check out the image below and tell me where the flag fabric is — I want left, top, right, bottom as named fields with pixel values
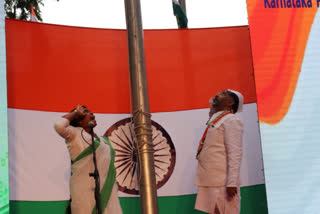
left=30, top=5, right=38, bottom=22
left=172, top=0, right=188, bottom=29
left=6, top=19, right=267, bottom=214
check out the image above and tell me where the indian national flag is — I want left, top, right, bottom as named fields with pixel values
left=172, top=0, right=188, bottom=28
left=6, top=19, right=267, bottom=214
left=30, top=5, right=39, bottom=22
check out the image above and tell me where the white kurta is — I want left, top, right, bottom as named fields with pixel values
left=194, top=111, right=243, bottom=214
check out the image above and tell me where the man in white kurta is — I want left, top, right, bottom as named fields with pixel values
left=194, top=90, right=244, bottom=214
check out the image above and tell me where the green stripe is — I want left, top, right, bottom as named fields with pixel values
left=119, top=184, right=268, bottom=214
left=72, top=137, right=100, bottom=164
left=240, top=184, right=269, bottom=214
left=9, top=184, right=268, bottom=214
left=92, top=136, right=116, bottom=214
left=9, top=201, right=69, bottom=214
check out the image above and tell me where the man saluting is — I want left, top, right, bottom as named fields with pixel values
left=194, top=89, right=244, bottom=214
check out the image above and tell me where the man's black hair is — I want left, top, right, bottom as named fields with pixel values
left=69, top=105, right=87, bottom=127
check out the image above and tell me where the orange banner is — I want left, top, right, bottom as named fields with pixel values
left=6, top=19, right=256, bottom=113
left=247, top=0, right=317, bottom=124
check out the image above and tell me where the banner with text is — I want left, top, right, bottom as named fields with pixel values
left=247, top=1, right=320, bottom=213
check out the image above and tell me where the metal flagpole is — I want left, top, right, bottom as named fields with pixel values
left=124, top=1, right=159, bottom=214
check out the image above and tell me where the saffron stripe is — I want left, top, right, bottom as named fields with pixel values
left=6, top=19, right=256, bottom=113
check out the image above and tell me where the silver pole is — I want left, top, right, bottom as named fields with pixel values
left=124, top=0, right=158, bottom=214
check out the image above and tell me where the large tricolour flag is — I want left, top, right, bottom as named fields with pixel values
left=6, top=19, right=267, bottom=213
